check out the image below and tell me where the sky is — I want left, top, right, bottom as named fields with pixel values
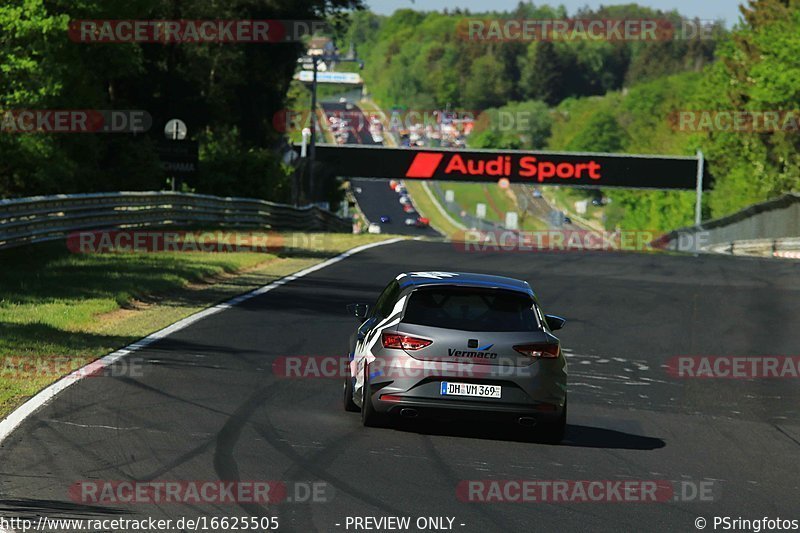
left=365, top=0, right=743, bottom=28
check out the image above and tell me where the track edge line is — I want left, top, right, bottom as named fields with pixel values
left=0, top=236, right=406, bottom=445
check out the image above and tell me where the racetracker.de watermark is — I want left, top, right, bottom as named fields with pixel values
left=453, top=230, right=708, bottom=253
left=67, top=230, right=329, bottom=254
left=457, top=479, right=717, bottom=503
left=275, top=108, right=478, bottom=133
left=69, top=19, right=327, bottom=43
left=670, top=110, right=800, bottom=133
left=1, top=110, right=151, bottom=133
left=70, top=480, right=332, bottom=504
left=458, top=18, right=722, bottom=42
left=0, top=356, right=144, bottom=380
left=272, top=355, right=552, bottom=380
left=666, top=356, right=800, bottom=379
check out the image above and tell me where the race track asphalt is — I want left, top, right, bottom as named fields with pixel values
left=1, top=240, right=799, bottom=532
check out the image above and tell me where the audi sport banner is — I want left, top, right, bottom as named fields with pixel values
left=307, top=145, right=708, bottom=190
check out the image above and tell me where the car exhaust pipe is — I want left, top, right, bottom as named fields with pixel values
left=400, top=408, right=419, bottom=418
left=517, top=417, right=537, bottom=427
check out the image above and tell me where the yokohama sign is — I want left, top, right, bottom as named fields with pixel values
left=310, top=145, right=708, bottom=190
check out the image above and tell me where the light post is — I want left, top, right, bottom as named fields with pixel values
left=297, top=53, right=364, bottom=204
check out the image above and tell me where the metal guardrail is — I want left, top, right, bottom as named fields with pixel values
left=662, top=193, right=800, bottom=254
left=704, top=237, right=800, bottom=259
left=0, top=191, right=352, bottom=250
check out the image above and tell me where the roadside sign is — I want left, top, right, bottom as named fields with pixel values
left=164, top=119, right=187, bottom=140
left=308, top=145, right=710, bottom=191
left=156, top=140, right=198, bottom=176
left=294, top=71, right=363, bottom=85
left=505, top=212, right=519, bottom=230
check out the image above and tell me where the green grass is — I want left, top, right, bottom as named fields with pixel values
left=403, top=181, right=463, bottom=238
left=0, top=231, right=393, bottom=416
left=439, top=182, right=548, bottom=231
left=543, top=187, right=606, bottom=230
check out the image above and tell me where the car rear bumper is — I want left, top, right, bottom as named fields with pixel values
left=373, top=396, right=565, bottom=423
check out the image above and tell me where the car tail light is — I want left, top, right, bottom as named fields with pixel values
left=380, top=394, right=404, bottom=402
left=382, top=332, right=432, bottom=351
left=513, top=343, right=560, bottom=359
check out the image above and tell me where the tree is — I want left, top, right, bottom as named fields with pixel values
left=469, top=100, right=552, bottom=150
left=463, top=53, right=512, bottom=110
left=699, top=0, right=800, bottom=217
left=566, top=110, right=628, bottom=152
left=0, top=0, right=362, bottom=199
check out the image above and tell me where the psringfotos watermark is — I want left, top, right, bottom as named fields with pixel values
left=457, top=479, right=718, bottom=503
left=66, top=230, right=331, bottom=254
left=68, top=19, right=327, bottom=43
left=1, top=109, right=151, bottom=133
left=666, top=356, right=800, bottom=379
left=458, top=18, right=722, bottom=42
left=701, top=517, right=799, bottom=532
left=70, top=480, right=333, bottom=504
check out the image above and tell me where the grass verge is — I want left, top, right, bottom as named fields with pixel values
left=403, top=181, right=464, bottom=238
left=0, top=231, right=394, bottom=417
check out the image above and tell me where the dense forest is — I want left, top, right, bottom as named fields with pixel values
left=0, top=0, right=361, bottom=200
left=2, top=0, right=799, bottom=233
left=341, top=0, right=800, bottom=230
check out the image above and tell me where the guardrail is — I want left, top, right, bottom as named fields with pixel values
left=662, top=193, right=800, bottom=254
left=0, top=191, right=352, bottom=250
left=704, top=237, right=800, bottom=259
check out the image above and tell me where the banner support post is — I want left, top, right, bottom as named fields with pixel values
left=695, top=149, right=704, bottom=226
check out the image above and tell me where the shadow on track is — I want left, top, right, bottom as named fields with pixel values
left=383, top=419, right=666, bottom=450
left=0, top=498, right=129, bottom=519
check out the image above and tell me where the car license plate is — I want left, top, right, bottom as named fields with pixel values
left=440, top=382, right=501, bottom=399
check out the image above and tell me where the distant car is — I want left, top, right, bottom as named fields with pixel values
left=563, top=216, right=572, bottom=224
left=389, top=180, right=398, bottom=190
left=380, top=216, right=391, bottom=223
left=415, top=217, right=430, bottom=228
left=403, top=204, right=416, bottom=213
left=399, top=196, right=411, bottom=205
left=367, top=223, right=382, bottom=234
left=532, top=189, right=543, bottom=199
left=404, top=218, right=416, bottom=226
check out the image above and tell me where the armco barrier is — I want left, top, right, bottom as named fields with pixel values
left=0, top=191, right=351, bottom=250
left=704, top=237, right=800, bottom=258
left=662, top=193, right=800, bottom=255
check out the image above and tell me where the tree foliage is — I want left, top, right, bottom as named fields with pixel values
left=0, top=0, right=361, bottom=199
left=345, top=3, right=722, bottom=110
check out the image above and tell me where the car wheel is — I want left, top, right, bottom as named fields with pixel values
left=343, top=373, right=359, bottom=412
left=537, top=396, right=567, bottom=444
left=361, top=365, right=386, bottom=427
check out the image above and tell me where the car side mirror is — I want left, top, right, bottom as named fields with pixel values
left=346, top=303, right=369, bottom=320
left=545, top=314, right=566, bottom=331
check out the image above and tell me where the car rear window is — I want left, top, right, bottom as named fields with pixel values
left=402, top=286, right=540, bottom=332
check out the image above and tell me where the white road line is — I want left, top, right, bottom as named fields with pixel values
left=420, top=181, right=468, bottom=231
left=0, top=237, right=405, bottom=445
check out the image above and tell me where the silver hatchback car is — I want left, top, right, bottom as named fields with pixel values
left=343, top=272, right=568, bottom=442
